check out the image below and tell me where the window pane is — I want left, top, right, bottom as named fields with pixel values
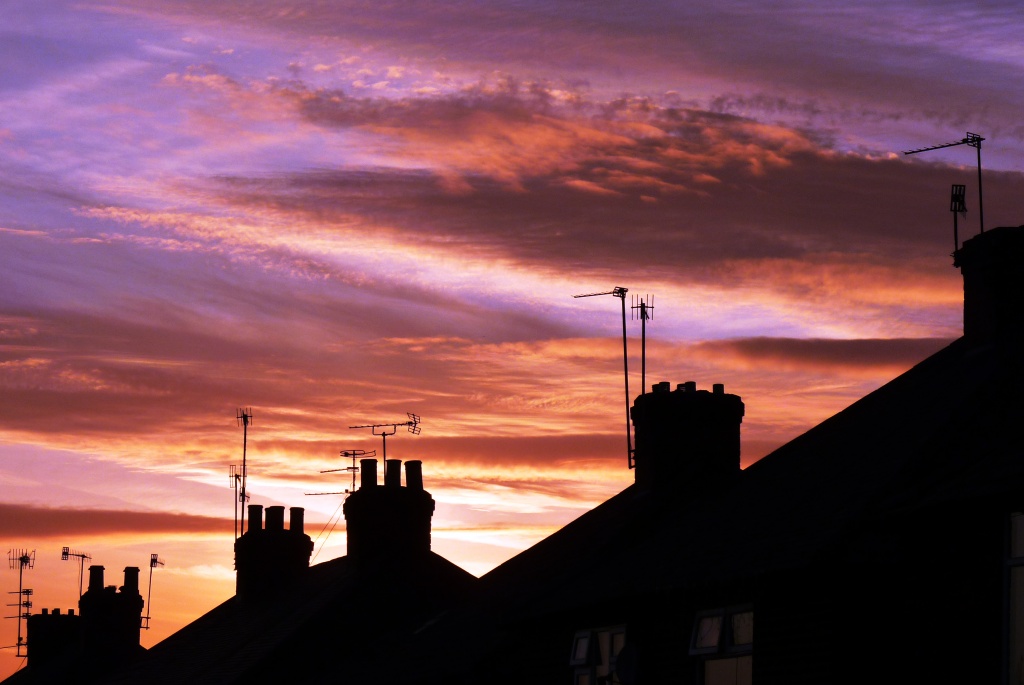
left=573, top=634, right=590, bottom=662
left=695, top=616, right=723, bottom=649
left=705, top=656, right=752, bottom=685
left=1013, top=512, right=1024, bottom=559
left=1012, top=567, right=1024, bottom=684
left=731, top=611, right=754, bottom=646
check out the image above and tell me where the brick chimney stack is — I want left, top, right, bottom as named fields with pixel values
left=630, top=381, right=745, bottom=494
left=343, top=459, right=435, bottom=560
left=234, top=505, right=314, bottom=603
left=955, top=225, right=1024, bottom=345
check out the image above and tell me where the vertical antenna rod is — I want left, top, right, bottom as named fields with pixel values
left=632, top=295, right=654, bottom=400
left=236, top=408, right=253, bottom=538
left=904, top=132, right=985, bottom=233
left=142, top=553, right=164, bottom=629
left=574, top=287, right=633, bottom=467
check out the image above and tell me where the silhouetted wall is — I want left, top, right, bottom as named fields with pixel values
left=26, top=608, right=79, bottom=669
left=630, top=381, right=745, bottom=492
left=234, top=505, right=314, bottom=602
left=344, top=459, right=435, bottom=559
left=956, top=225, right=1024, bottom=345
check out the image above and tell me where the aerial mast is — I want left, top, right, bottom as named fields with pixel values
left=574, top=287, right=633, bottom=467
left=7, top=549, right=35, bottom=658
left=904, top=132, right=985, bottom=233
left=232, top=408, right=253, bottom=539
left=60, top=546, right=91, bottom=599
left=142, top=553, right=165, bottom=630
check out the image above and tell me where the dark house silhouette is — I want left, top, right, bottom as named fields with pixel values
left=363, top=225, right=1024, bottom=684
left=4, top=459, right=475, bottom=684
left=6, top=224, right=1024, bottom=684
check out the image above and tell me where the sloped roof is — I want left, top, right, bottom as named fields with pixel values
left=102, top=551, right=476, bottom=685
left=373, top=330, right=1023, bottom=683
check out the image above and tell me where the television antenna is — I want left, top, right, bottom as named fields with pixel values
left=574, top=286, right=634, bottom=468
left=142, top=554, right=164, bottom=629
left=349, top=414, right=421, bottom=461
left=60, top=547, right=91, bottom=599
left=7, top=549, right=35, bottom=658
left=631, top=294, right=654, bottom=400
left=231, top=408, right=253, bottom=539
left=904, top=132, right=985, bottom=233
left=305, top=449, right=377, bottom=496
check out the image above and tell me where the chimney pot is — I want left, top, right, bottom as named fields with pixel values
left=684, top=380, right=697, bottom=392
left=713, top=383, right=725, bottom=394
left=654, top=381, right=671, bottom=393
left=406, top=460, right=424, bottom=490
left=290, top=507, right=305, bottom=535
left=248, top=504, right=264, bottom=533
left=385, top=459, right=402, bottom=488
left=88, top=565, right=105, bottom=592
left=122, top=567, right=140, bottom=595
left=360, top=459, right=377, bottom=488
left=265, top=505, right=285, bottom=531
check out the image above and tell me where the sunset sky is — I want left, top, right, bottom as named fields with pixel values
left=2, top=0, right=1023, bottom=674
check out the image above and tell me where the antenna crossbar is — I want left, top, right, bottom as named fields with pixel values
left=60, top=547, right=91, bottom=599
left=904, top=132, right=986, bottom=233
left=349, top=414, right=422, bottom=460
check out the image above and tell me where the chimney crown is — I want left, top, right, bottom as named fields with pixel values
left=631, top=381, right=745, bottom=493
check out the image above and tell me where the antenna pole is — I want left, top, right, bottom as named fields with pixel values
left=976, top=139, right=984, bottom=233
left=574, top=287, right=634, bottom=467
left=8, top=550, right=34, bottom=658
left=236, top=408, right=253, bottom=537
left=617, top=289, right=631, bottom=465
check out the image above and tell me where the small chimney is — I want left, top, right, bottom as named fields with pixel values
left=955, top=225, right=1024, bottom=345
left=631, top=381, right=745, bottom=494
